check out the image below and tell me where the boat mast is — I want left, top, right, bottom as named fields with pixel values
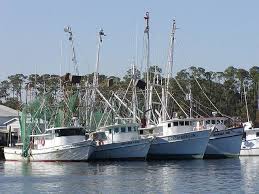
left=64, top=26, right=79, bottom=75
left=93, top=29, right=106, bottom=88
left=132, top=64, right=137, bottom=122
left=257, top=82, right=259, bottom=111
left=90, top=29, right=106, bottom=128
left=144, top=12, right=152, bottom=126
left=255, top=81, right=259, bottom=127
left=243, top=85, right=250, bottom=122
left=164, top=20, right=177, bottom=120
left=188, top=85, right=193, bottom=118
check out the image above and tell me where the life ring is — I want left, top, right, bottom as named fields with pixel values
left=40, top=138, right=45, bottom=146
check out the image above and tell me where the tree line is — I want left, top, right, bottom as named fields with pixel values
left=0, top=65, right=258, bottom=122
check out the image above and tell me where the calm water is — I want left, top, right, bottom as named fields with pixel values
left=0, top=158, right=258, bottom=193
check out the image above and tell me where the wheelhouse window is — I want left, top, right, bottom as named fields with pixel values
left=212, top=120, right=216, bottom=124
left=256, top=132, right=259, bottom=137
left=128, top=127, right=132, bottom=132
left=168, top=123, right=171, bottom=128
left=173, top=122, right=178, bottom=126
left=179, top=121, right=184, bottom=126
left=217, top=120, right=220, bottom=124
left=114, top=128, right=119, bottom=133
left=206, top=120, right=210, bottom=125
left=242, top=132, right=246, bottom=140
left=55, top=128, right=85, bottom=137
left=121, top=127, right=126, bottom=133
left=109, top=129, right=112, bottom=134
left=185, top=121, right=190, bottom=126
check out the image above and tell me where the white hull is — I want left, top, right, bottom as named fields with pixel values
left=148, top=130, right=210, bottom=159
left=4, top=140, right=95, bottom=161
left=240, top=139, right=259, bottom=156
left=90, top=138, right=151, bottom=160
left=204, top=127, right=243, bottom=158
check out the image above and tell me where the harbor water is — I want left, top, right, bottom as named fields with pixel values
left=0, top=157, right=258, bottom=193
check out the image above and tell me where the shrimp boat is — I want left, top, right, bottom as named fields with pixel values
left=240, top=84, right=259, bottom=156
left=140, top=118, right=210, bottom=159
left=89, top=122, right=152, bottom=160
left=240, top=122, right=259, bottom=156
left=4, top=127, right=96, bottom=161
left=136, top=17, right=210, bottom=159
left=202, top=117, right=244, bottom=158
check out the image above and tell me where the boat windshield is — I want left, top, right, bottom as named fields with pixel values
left=55, top=128, right=85, bottom=137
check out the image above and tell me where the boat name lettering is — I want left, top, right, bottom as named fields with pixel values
left=168, top=133, right=196, bottom=141
left=121, top=140, right=140, bottom=145
left=213, top=131, right=230, bottom=137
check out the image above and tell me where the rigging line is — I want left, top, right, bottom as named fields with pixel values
left=140, top=34, right=146, bottom=75
left=175, top=80, right=216, bottom=114
left=167, top=91, right=188, bottom=117
left=154, top=87, right=170, bottom=119
left=193, top=76, right=221, bottom=113
left=103, top=109, right=111, bottom=127
left=97, top=97, right=112, bottom=128
left=174, top=77, right=216, bottom=114
left=193, top=76, right=233, bottom=119
left=174, top=96, right=204, bottom=117
left=116, top=79, right=132, bottom=113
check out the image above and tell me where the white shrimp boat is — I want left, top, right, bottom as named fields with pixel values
left=240, top=85, right=259, bottom=156
left=240, top=122, right=259, bottom=156
left=89, top=123, right=152, bottom=160
left=140, top=118, right=210, bottom=159
left=202, top=117, right=244, bottom=158
left=4, top=127, right=96, bottom=161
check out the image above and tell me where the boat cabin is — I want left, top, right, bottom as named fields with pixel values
left=158, top=118, right=198, bottom=136
left=201, top=117, right=227, bottom=131
left=96, top=123, right=140, bottom=144
left=31, top=127, right=86, bottom=149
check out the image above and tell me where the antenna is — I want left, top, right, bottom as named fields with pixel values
left=64, top=26, right=79, bottom=75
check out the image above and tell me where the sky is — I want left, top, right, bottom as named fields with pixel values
left=0, top=0, right=259, bottom=80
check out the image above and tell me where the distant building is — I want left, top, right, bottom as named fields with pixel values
left=0, top=105, right=19, bottom=146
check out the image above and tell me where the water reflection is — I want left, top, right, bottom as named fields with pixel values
left=0, top=158, right=258, bottom=193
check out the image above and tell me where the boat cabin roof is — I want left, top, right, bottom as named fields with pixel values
left=99, top=123, right=139, bottom=131
left=161, top=118, right=197, bottom=124
left=45, top=126, right=84, bottom=132
left=200, top=117, right=227, bottom=121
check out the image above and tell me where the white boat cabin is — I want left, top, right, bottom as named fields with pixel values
left=92, top=123, right=140, bottom=144
left=242, top=122, right=259, bottom=140
left=158, top=118, right=200, bottom=136
left=201, top=117, right=227, bottom=131
left=30, top=127, right=86, bottom=149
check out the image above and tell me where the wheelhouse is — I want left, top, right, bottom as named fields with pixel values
left=98, top=123, right=140, bottom=143
left=45, top=127, right=85, bottom=137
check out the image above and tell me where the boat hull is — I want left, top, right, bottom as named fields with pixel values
left=90, top=138, right=152, bottom=160
left=240, top=138, right=259, bottom=156
left=148, top=130, right=210, bottom=159
left=4, top=140, right=96, bottom=162
left=204, top=127, right=243, bottom=159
